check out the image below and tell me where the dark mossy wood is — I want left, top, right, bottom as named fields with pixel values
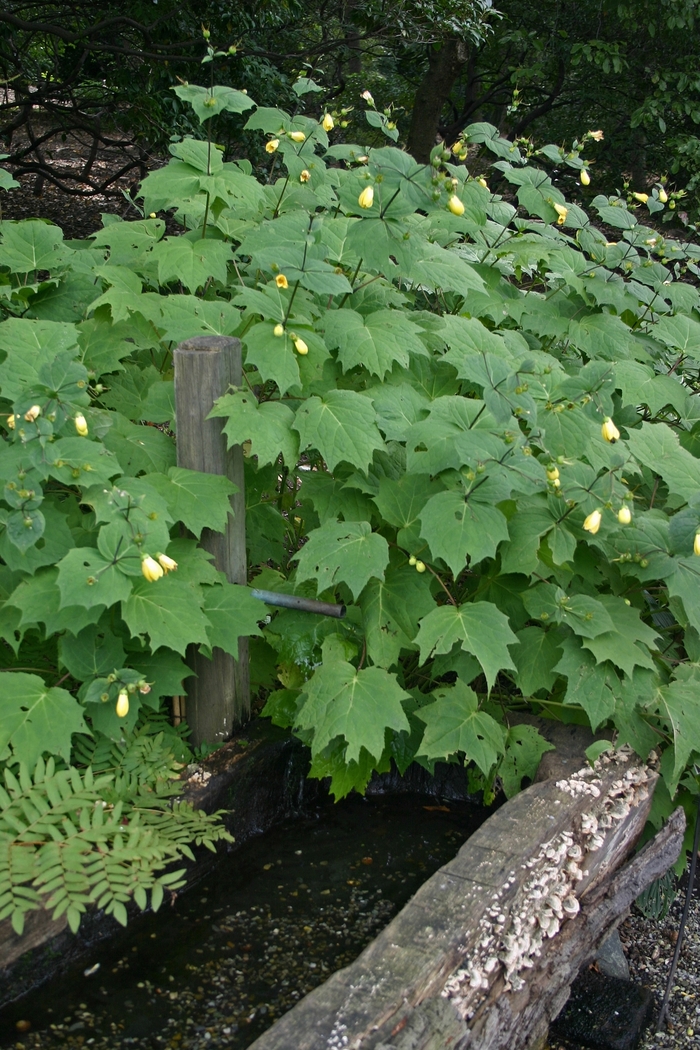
left=174, top=334, right=249, bottom=745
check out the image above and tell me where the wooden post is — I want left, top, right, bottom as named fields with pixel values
left=173, top=335, right=249, bottom=747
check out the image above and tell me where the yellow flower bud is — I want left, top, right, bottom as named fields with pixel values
left=141, top=555, right=164, bottom=582
left=322, top=113, right=334, bottom=132
left=266, top=139, right=279, bottom=154
left=294, top=337, right=309, bottom=355
left=157, top=553, right=178, bottom=573
left=24, top=405, right=41, bottom=422
left=632, top=192, right=648, bottom=204
left=448, top=195, right=465, bottom=216
left=583, top=509, right=602, bottom=535
left=275, top=274, right=289, bottom=289
left=273, top=323, right=285, bottom=337
left=695, top=532, right=700, bottom=557
left=289, top=131, right=306, bottom=143
left=415, top=560, right=426, bottom=573
left=601, top=417, right=620, bottom=443
left=149, top=212, right=157, bottom=219
left=408, top=555, right=417, bottom=566
left=617, top=506, right=632, bottom=525
left=116, top=690, right=129, bottom=719
left=358, top=186, right=374, bottom=209
left=478, top=177, right=488, bottom=189
left=588, top=130, right=604, bottom=141
left=6, top=414, right=15, bottom=430
left=580, top=169, right=590, bottom=186
left=658, top=187, right=668, bottom=204
left=299, top=169, right=311, bottom=182
left=546, top=466, right=560, bottom=481
left=74, top=413, right=88, bottom=436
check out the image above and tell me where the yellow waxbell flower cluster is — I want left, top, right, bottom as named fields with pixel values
left=293, top=336, right=308, bottom=355
left=289, top=131, right=306, bottom=143
left=658, top=186, right=668, bottom=204
left=74, top=413, right=88, bottom=436
left=618, top=506, right=632, bottom=525
left=273, top=323, right=285, bottom=337
left=632, top=192, right=648, bottom=204
left=448, top=195, right=465, bottom=216
left=116, top=689, right=129, bottom=718
left=299, top=170, right=311, bottom=183
left=580, top=169, right=590, bottom=187
left=322, top=113, right=334, bottom=132
left=265, top=139, right=279, bottom=154
left=553, top=203, right=568, bottom=226
left=275, top=274, right=289, bottom=289
left=141, top=553, right=178, bottom=582
left=24, top=405, right=41, bottom=422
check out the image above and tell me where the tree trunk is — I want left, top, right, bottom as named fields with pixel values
left=407, top=38, right=470, bottom=163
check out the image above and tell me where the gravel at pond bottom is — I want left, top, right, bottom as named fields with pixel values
left=551, top=890, right=700, bottom=1050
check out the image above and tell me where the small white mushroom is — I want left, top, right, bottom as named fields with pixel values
left=562, top=896, right=580, bottom=917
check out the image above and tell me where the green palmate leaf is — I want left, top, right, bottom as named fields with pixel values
left=0, top=673, right=88, bottom=766
left=308, top=739, right=389, bottom=801
left=121, top=575, right=212, bottom=655
left=156, top=295, right=241, bottom=344
left=293, top=390, right=385, bottom=472
left=359, top=557, right=435, bottom=668
left=512, top=626, right=563, bottom=696
left=46, top=437, right=121, bottom=489
left=293, top=520, right=389, bottom=600
left=172, top=84, right=255, bottom=121
left=0, top=220, right=65, bottom=272
left=654, top=669, right=700, bottom=793
left=59, top=623, right=126, bottom=679
left=553, top=635, right=620, bottom=730
left=208, top=391, right=299, bottom=467
left=409, top=244, right=485, bottom=297
left=300, top=472, right=375, bottom=524
left=102, top=413, right=176, bottom=475
left=0, top=318, right=79, bottom=400
left=323, top=309, right=426, bottom=379
left=56, top=548, right=133, bottom=610
left=242, top=321, right=301, bottom=397
left=498, top=724, right=556, bottom=798
left=419, top=492, right=509, bottom=575
left=373, top=472, right=437, bottom=531
left=152, top=238, right=231, bottom=293
left=626, top=422, right=700, bottom=502
left=499, top=499, right=556, bottom=575
left=127, top=649, right=189, bottom=702
left=202, top=582, right=265, bottom=659
left=579, top=596, right=659, bottom=677
left=415, top=679, right=506, bottom=775
left=142, top=467, right=235, bottom=538
left=7, top=567, right=104, bottom=636
left=405, top=397, right=503, bottom=476
left=295, top=643, right=410, bottom=762
left=415, top=601, right=518, bottom=691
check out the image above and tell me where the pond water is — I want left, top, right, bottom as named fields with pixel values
left=0, top=793, right=488, bottom=1050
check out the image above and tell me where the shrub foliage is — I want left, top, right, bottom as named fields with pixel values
left=2, top=77, right=700, bottom=927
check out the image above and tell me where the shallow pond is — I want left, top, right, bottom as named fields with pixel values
left=1, top=793, right=487, bottom=1050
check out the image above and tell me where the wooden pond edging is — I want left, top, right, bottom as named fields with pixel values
left=246, top=747, right=684, bottom=1050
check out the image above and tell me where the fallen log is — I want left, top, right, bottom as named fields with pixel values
left=247, top=748, right=684, bottom=1050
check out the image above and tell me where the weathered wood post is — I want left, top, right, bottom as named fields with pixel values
left=173, top=335, right=249, bottom=747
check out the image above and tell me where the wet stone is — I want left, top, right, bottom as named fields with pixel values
left=552, top=970, right=656, bottom=1050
